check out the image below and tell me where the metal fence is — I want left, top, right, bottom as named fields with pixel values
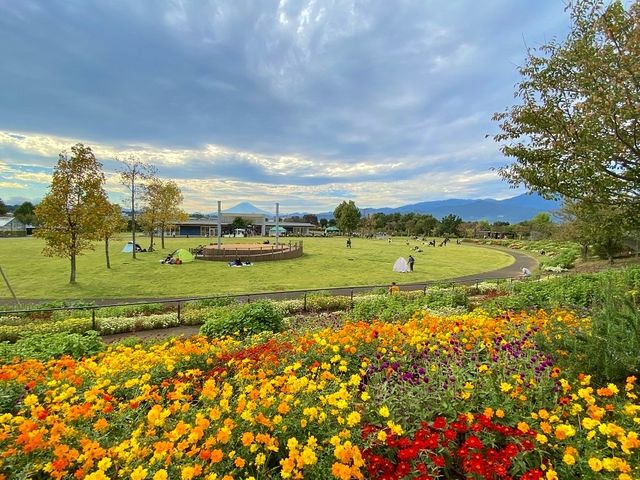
left=0, top=273, right=546, bottom=331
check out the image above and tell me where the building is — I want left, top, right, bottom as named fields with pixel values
left=168, top=202, right=315, bottom=237
left=0, top=216, right=26, bottom=236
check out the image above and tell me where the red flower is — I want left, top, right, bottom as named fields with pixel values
left=432, top=416, right=447, bottom=429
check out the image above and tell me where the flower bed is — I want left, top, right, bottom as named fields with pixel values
left=1, top=308, right=638, bottom=479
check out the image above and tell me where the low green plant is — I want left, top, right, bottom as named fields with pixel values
left=0, top=331, right=104, bottom=364
left=200, top=301, right=283, bottom=339
left=0, top=317, right=93, bottom=342
left=304, top=293, right=351, bottom=312
left=539, top=284, right=640, bottom=384
left=423, top=286, right=468, bottom=309
left=97, top=313, right=180, bottom=335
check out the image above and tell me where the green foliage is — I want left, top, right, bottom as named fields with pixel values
left=181, top=305, right=235, bottom=327
left=50, top=302, right=167, bottom=321
left=200, top=301, right=283, bottom=339
left=183, top=297, right=236, bottom=309
left=482, top=266, right=640, bottom=314
left=333, top=200, right=361, bottom=235
left=494, top=0, right=640, bottom=212
left=539, top=284, right=640, bottom=384
left=539, top=245, right=580, bottom=270
left=305, top=293, right=352, bottom=312
left=0, top=317, right=93, bottom=342
left=436, top=214, right=463, bottom=236
left=0, top=331, right=104, bottom=363
left=423, top=285, right=469, bottom=309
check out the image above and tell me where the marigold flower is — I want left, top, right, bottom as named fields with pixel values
left=588, top=458, right=603, bottom=472
left=378, top=406, right=390, bottom=418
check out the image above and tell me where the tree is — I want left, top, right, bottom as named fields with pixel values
left=0, top=198, right=7, bottom=216
left=436, top=214, right=463, bottom=236
left=96, top=203, right=126, bottom=269
left=319, top=218, right=328, bottom=228
left=138, top=198, right=161, bottom=252
left=559, top=198, right=628, bottom=263
left=303, top=214, right=318, bottom=225
left=118, top=156, right=156, bottom=259
left=333, top=201, right=361, bottom=236
left=141, top=178, right=187, bottom=249
left=494, top=0, right=640, bottom=215
left=529, top=213, right=556, bottom=240
left=232, top=216, right=248, bottom=231
left=34, top=144, right=110, bottom=283
left=13, top=201, right=36, bottom=226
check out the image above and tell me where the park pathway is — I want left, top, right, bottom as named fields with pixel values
left=101, top=245, right=537, bottom=343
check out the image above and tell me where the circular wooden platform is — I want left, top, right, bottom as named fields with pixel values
left=197, top=241, right=303, bottom=262
left=202, top=243, right=290, bottom=254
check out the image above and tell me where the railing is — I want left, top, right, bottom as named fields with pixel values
left=0, top=272, right=549, bottom=332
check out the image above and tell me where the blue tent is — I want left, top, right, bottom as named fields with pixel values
left=121, top=242, right=134, bottom=253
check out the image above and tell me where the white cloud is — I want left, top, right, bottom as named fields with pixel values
left=0, top=181, right=25, bottom=189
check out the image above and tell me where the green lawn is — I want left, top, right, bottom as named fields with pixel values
left=0, top=235, right=514, bottom=301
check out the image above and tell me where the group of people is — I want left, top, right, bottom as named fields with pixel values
left=160, top=254, right=182, bottom=265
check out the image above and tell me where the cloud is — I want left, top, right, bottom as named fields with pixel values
left=0, top=0, right=571, bottom=212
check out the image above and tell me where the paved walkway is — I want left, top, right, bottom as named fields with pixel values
left=100, top=246, right=537, bottom=343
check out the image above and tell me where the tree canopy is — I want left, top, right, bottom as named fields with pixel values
left=34, top=144, right=110, bottom=283
left=494, top=0, right=640, bottom=216
left=0, top=198, right=7, bottom=216
left=333, top=201, right=361, bottom=235
left=13, top=201, right=36, bottom=226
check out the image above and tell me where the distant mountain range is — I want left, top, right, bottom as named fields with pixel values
left=311, top=193, right=562, bottom=224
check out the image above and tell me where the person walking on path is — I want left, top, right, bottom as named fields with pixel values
left=408, top=255, right=415, bottom=272
left=346, top=238, right=352, bottom=248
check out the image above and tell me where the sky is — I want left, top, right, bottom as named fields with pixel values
left=0, top=0, right=571, bottom=214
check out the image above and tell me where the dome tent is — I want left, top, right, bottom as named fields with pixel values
left=170, top=248, right=194, bottom=263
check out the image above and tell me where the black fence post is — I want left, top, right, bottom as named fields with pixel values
left=423, top=284, right=427, bottom=295
left=92, top=309, right=96, bottom=330
left=177, top=302, right=181, bottom=323
left=303, top=292, right=307, bottom=312
left=350, top=289, right=354, bottom=310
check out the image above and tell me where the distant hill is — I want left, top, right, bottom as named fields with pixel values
left=315, top=193, right=561, bottom=223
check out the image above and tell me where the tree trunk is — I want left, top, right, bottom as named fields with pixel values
left=161, top=227, right=165, bottom=249
left=70, top=253, right=76, bottom=283
left=105, top=236, right=111, bottom=269
left=131, top=179, right=137, bottom=260
left=149, top=232, right=155, bottom=252
left=581, top=243, right=589, bottom=261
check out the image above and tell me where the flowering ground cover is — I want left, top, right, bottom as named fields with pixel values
left=1, top=309, right=639, bottom=479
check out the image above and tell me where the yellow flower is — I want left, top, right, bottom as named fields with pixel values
left=562, top=453, right=576, bottom=465
left=130, top=466, right=148, bottom=480
left=500, top=382, right=512, bottom=393
left=377, top=430, right=387, bottom=442
left=378, top=406, right=390, bottom=418
left=347, top=411, right=361, bottom=427
left=152, top=471, right=168, bottom=480
left=588, top=458, right=603, bottom=472
left=97, top=457, right=112, bottom=471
